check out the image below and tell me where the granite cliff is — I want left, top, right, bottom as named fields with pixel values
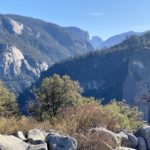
left=0, top=14, right=93, bottom=93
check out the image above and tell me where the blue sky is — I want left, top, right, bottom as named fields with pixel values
left=0, top=0, right=150, bottom=40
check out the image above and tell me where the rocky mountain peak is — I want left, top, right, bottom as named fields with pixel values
left=90, top=36, right=103, bottom=49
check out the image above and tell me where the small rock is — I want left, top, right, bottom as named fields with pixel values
left=28, top=143, right=48, bottom=150
left=27, top=129, right=46, bottom=144
left=47, top=133, right=77, bottom=150
left=137, top=137, right=147, bottom=150
left=90, top=128, right=121, bottom=148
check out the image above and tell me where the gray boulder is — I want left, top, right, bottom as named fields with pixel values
left=118, top=131, right=138, bottom=148
left=27, top=129, right=46, bottom=144
left=28, top=143, right=48, bottom=150
left=47, top=133, right=77, bottom=150
left=0, top=134, right=29, bottom=150
left=136, top=125, right=150, bottom=149
left=137, top=137, right=147, bottom=150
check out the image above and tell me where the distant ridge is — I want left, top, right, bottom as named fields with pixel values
left=0, top=14, right=93, bottom=93
left=40, top=32, right=150, bottom=110
left=98, top=31, right=145, bottom=49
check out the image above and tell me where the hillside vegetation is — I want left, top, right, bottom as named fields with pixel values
left=40, top=32, right=150, bottom=106
left=0, top=75, right=144, bottom=135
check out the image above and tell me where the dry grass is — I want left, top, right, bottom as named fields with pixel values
left=51, top=102, right=118, bottom=134
left=0, top=101, right=143, bottom=149
left=0, top=116, right=51, bottom=134
left=0, top=102, right=118, bottom=135
left=74, top=133, right=114, bottom=150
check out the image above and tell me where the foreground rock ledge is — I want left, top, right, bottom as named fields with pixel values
left=0, top=129, right=77, bottom=150
left=0, top=125, right=149, bottom=150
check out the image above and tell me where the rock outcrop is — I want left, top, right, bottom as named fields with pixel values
left=0, top=44, right=48, bottom=77
left=0, top=125, right=149, bottom=150
left=0, top=129, right=77, bottom=150
left=8, top=18, right=24, bottom=35
left=88, top=126, right=149, bottom=150
left=0, top=44, right=49, bottom=94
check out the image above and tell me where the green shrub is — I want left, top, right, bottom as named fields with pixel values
left=54, top=99, right=144, bottom=134
left=0, top=81, right=18, bottom=117
left=105, top=100, right=144, bottom=132
left=29, top=74, right=82, bottom=121
left=28, top=74, right=144, bottom=133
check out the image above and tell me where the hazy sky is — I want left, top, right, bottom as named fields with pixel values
left=0, top=0, right=150, bottom=39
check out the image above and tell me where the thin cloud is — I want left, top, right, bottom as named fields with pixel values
left=89, top=12, right=105, bottom=17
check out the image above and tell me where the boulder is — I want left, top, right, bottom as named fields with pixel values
left=26, top=129, right=46, bottom=144
left=0, top=134, right=29, bottom=150
left=137, top=137, right=147, bottom=150
left=136, top=124, right=150, bottom=149
left=89, top=128, right=121, bottom=148
left=28, top=143, right=48, bottom=150
left=15, top=131, right=27, bottom=141
left=118, top=131, right=138, bottom=148
left=47, top=133, right=77, bottom=150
